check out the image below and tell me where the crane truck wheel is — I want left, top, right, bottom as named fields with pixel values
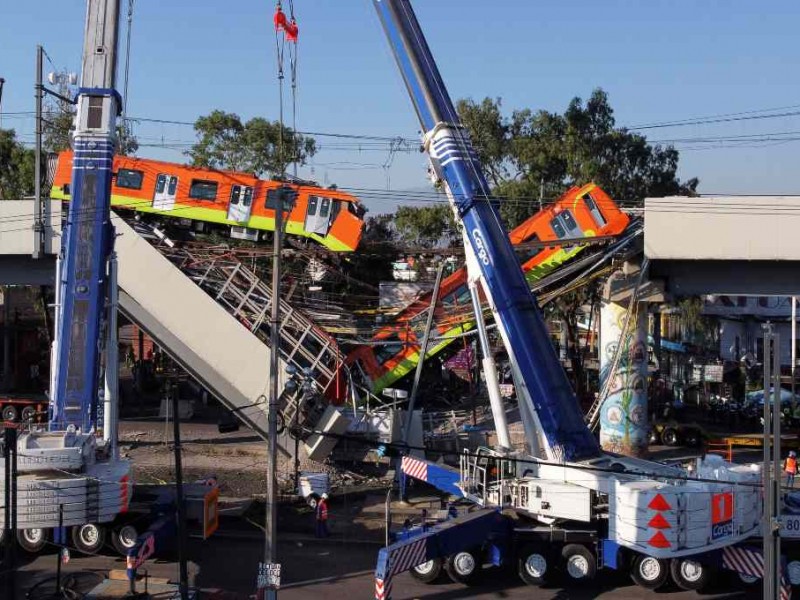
left=409, top=558, right=444, bottom=583
left=444, top=548, right=482, bottom=585
left=72, top=523, right=107, bottom=555
left=561, top=544, right=597, bottom=584
left=670, top=558, right=710, bottom=591
left=2, top=405, right=18, bottom=422
left=661, top=428, right=679, bottom=447
left=518, top=544, right=552, bottom=586
left=112, top=524, right=139, bottom=555
left=630, top=554, right=669, bottom=590
left=17, top=528, right=48, bottom=553
left=21, top=406, right=36, bottom=422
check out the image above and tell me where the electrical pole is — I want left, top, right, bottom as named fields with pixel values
left=171, top=384, right=189, bottom=600
left=792, top=297, right=796, bottom=410
left=264, top=188, right=285, bottom=600
left=0, top=78, right=5, bottom=128
left=763, top=324, right=782, bottom=600
left=34, top=45, right=44, bottom=260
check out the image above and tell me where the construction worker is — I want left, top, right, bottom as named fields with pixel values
left=784, top=451, right=798, bottom=489
left=315, top=493, right=329, bottom=538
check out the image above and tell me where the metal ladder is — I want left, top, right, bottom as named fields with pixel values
left=154, top=244, right=346, bottom=423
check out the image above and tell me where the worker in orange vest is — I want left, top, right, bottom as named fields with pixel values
left=315, top=493, right=329, bottom=538
left=784, top=451, right=798, bottom=488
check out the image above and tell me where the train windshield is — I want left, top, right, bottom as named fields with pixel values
left=348, top=201, right=366, bottom=220
left=583, top=193, right=607, bottom=228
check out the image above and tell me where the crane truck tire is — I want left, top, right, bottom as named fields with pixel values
left=21, top=406, right=36, bottom=422
left=670, top=557, right=710, bottom=591
left=409, top=558, right=444, bottom=583
left=561, top=544, right=597, bottom=584
left=517, top=544, right=552, bottom=586
left=630, top=554, right=669, bottom=589
left=444, top=548, right=482, bottom=585
left=661, top=428, right=679, bottom=447
left=112, top=524, right=139, bottom=555
left=17, top=528, right=47, bottom=553
left=72, top=523, right=106, bottom=555
left=2, top=405, right=18, bottom=422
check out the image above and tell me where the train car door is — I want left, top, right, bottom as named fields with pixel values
left=227, top=185, right=253, bottom=222
left=305, top=195, right=331, bottom=235
left=153, top=173, right=178, bottom=210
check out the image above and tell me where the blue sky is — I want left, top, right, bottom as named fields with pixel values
left=2, top=1, right=800, bottom=212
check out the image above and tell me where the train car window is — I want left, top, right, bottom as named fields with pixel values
left=348, top=202, right=366, bottom=219
left=583, top=193, right=607, bottom=228
left=167, top=176, right=178, bottom=196
left=330, top=200, right=342, bottom=223
left=550, top=215, right=567, bottom=239
left=561, top=210, right=577, bottom=231
left=230, top=185, right=241, bottom=205
left=189, top=179, right=218, bottom=201
left=155, top=174, right=166, bottom=194
left=320, top=198, right=331, bottom=218
left=116, top=168, right=144, bottom=190
left=243, top=187, right=253, bottom=207
left=307, top=196, right=318, bottom=216
left=374, top=333, right=405, bottom=365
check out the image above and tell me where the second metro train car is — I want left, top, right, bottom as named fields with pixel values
left=51, top=151, right=366, bottom=252
left=346, top=183, right=630, bottom=393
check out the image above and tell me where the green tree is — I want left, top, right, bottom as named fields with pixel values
left=394, top=204, right=457, bottom=248
left=458, top=89, right=698, bottom=228
left=0, top=129, right=35, bottom=199
left=188, top=110, right=315, bottom=177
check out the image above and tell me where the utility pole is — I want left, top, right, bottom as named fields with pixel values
left=763, top=324, right=782, bottom=600
left=0, top=78, right=5, bottom=128
left=33, top=45, right=44, bottom=259
left=792, top=297, right=796, bottom=410
left=171, top=384, right=189, bottom=600
left=264, top=187, right=285, bottom=600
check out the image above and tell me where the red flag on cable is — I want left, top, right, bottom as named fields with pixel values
left=274, top=5, right=298, bottom=42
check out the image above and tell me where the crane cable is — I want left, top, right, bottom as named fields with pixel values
left=273, top=1, right=299, bottom=177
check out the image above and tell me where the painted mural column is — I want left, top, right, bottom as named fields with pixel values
left=599, top=301, right=649, bottom=457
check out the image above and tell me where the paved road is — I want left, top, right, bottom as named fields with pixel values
left=9, top=528, right=754, bottom=600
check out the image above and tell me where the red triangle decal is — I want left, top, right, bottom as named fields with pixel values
left=648, top=513, right=672, bottom=529
left=648, top=494, right=672, bottom=511
left=648, top=531, right=671, bottom=548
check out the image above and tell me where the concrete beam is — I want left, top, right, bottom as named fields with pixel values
left=650, top=260, right=800, bottom=296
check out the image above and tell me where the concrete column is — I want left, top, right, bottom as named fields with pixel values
left=599, top=301, right=649, bottom=457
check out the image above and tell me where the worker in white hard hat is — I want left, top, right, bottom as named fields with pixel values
left=315, top=493, right=330, bottom=538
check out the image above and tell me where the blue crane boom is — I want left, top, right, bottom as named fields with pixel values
left=51, top=0, right=121, bottom=432
left=372, top=0, right=600, bottom=462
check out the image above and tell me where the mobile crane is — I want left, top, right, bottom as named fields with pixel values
left=370, top=1, right=770, bottom=597
left=0, top=0, right=218, bottom=561
left=0, top=0, right=134, bottom=556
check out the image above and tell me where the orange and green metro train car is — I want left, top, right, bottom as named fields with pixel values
left=346, top=183, right=630, bottom=393
left=51, top=151, right=366, bottom=252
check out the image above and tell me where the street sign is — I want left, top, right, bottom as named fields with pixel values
left=781, top=514, right=800, bottom=538
left=257, top=562, right=281, bottom=594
